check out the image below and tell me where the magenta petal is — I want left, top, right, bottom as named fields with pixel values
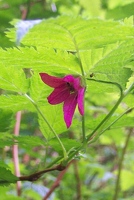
left=64, top=75, right=81, bottom=90
left=48, top=85, right=70, bottom=104
left=77, top=88, right=85, bottom=115
left=63, top=93, right=77, bottom=128
left=39, top=73, right=64, bottom=88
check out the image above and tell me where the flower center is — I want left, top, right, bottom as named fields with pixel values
left=66, top=82, right=75, bottom=93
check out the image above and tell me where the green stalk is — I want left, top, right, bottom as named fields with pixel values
left=88, top=107, right=134, bottom=144
left=86, top=80, right=134, bottom=143
left=70, top=35, right=86, bottom=142
left=76, top=50, right=86, bottom=142
left=24, top=94, right=68, bottom=160
left=87, top=94, right=123, bottom=142
left=86, top=79, right=123, bottom=141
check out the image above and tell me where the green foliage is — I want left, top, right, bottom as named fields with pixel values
left=0, top=0, right=134, bottom=199
left=0, top=167, right=18, bottom=186
left=120, top=170, right=134, bottom=191
left=17, top=16, right=134, bottom=51
left=0, top=65, right=29, bottom=93
left=0, top=109, right=14, bottom=132
left=0, top=95, right=33, bottom=112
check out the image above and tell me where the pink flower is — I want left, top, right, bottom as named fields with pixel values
left=39, top=73, right=85, bottom=128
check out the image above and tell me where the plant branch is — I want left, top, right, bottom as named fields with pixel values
left=89, top=107, right=134, bottom=144
left=12, top=111, right=22, bottom=196
left=19, top=164, right=66, bottom=182
left=112, top=128, right=133, bottom=200
left=87, top=93, right=123, bottom=142
left=86, top=78, right=124, bottom=142
left=24, top=93, right=68, bottom=160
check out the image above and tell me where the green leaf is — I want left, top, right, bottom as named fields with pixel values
left=49, top=138, right=81, bottom=154
left=20, top=16, right=134, bottom=50
left=0, top=109, right=14, bottom=132
left=0, top=47, right=80, bottom=75
left=0, top=167, right=18, bottom=186
left=15, top=135, right=45, bottom=148
left=0, top=132, right=14, bottom=148
left=29, top=72, right=51, bottom=105
left=38, top=105, right=67, bottom=140
left=86, top=40, right=134, bottom=89
left=0, top=65, right=29, bottom=93
left=0, top=161, right=10, bottom=169
left=0, top=95, right=34, bottom=112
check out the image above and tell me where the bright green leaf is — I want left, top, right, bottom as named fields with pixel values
left=38, top=105, right=67, bottom=140
left=0, top=167, right=18, bottom=186
left=21, top=16, right=134, bottom=50
left=0, top=109, right=14, bottom=132
left=0, top=95, right=34, bottom=112
left=0, top=65, right=29, bottom=93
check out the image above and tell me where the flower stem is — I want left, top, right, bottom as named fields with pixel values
left=71, top=36, right=86, bottom=142
left=24, top=94, right=68, bottom=160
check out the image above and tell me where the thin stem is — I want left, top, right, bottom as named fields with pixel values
left=87, top=94, right=123, bottom=142
left=86, top=78, right=124, bottom=142
left=12, top=111, right=22, bottom=196
left=86, top=78, right=123, bottom=96
left=89, top=107, right=134, bottom=144
left=82, top=93, right=86, bottom=143
left=124, top=82, right=134, bottom=96
left=70, top=36, right=86, bottom=142
left=112, top=128, right=133, bottom=200
left=24, top=94, right=68, bottom=160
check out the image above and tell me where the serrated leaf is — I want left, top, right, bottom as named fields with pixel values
left=38, top=105, right=67, bottom=140
left=15, top=135, right=45, bottom=147
left=86, top=40, right=134, bottom=89
left=0, top=47, right=80, bottom=75
left=0, top=132, right=14, bottom=147
left=0, top=109, right=14, bottom=132
left=0, top=95, right=34, bottom=112
left=0, top=167, right=18, bottom=186
left=0, top=65, right=29, bottom=93
left=20, top=16, right=134, bottom=50
left=29, top=73, right=51, bottom=105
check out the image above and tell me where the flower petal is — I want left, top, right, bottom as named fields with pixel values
left=48, top=85, right=70, bottom=104
left=39, top=73, right=64, bottom=88
left=63, top=93, right=77, bottom=128
left=77, top=88, right=85, bottom=115
left=63, top=75, right=81, bottom=91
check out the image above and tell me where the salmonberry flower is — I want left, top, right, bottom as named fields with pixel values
left=39, top=73, right=85, bottom=128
